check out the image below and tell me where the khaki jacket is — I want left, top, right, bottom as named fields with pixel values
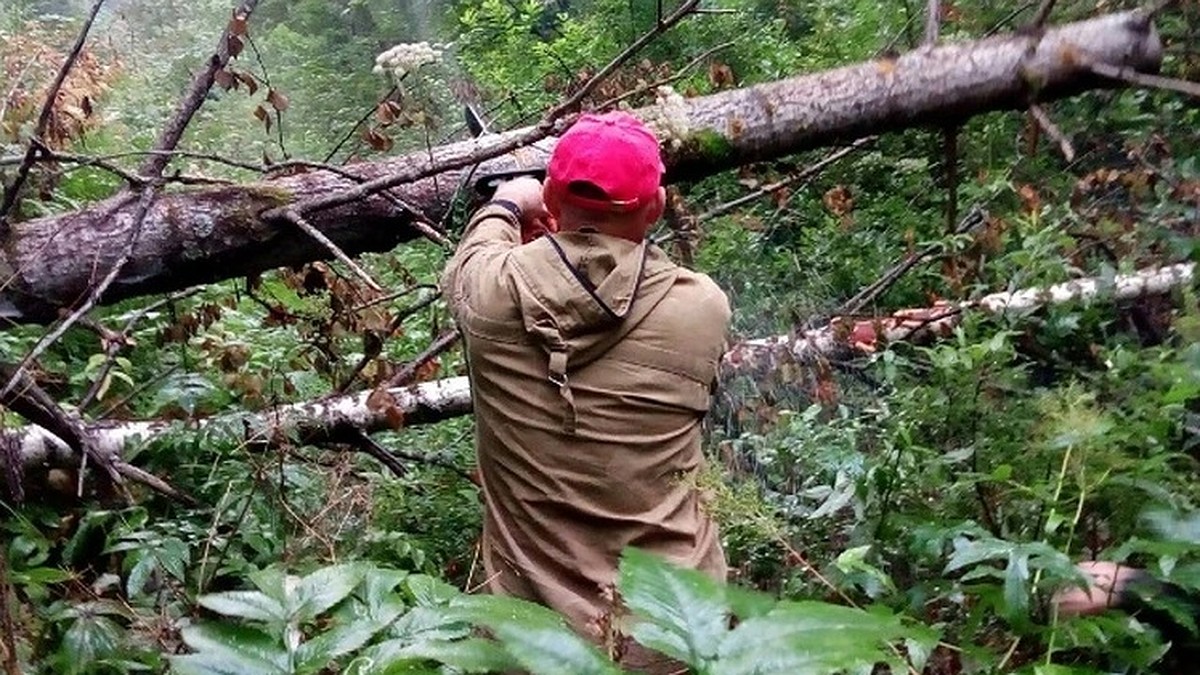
left=441, top=204, right=730, bottom=639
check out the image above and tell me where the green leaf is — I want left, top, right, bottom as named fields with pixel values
left=198, top=590, right=287, bottom=622
left=127, top=553, right=157, bottom=598
left=364, top=637, right=519, bottom=674
left=717, top=602, right=931, bottom=675
left=404, top=574, right=461, bottom=607
left=177, top=623, right=288, bottom=673
left=363, top=567, right=410, bottom=610
left=389, top=605, right=473, bottom=643
left=61, top=613, right=123, bottom=668
left=726, top=584, right=777, bottom=620
left=617, top=548, right=729, bottom=666
left=296, top=599, right=406, bottom=670
left=170, top=653, right=285, bottom=675
left=1003, top=550, right=1031, bottom=622
left=294, top=563, right=366, bottom=620
left=12, top=566, right=73, bottom=585
left=450, top=595, right=621, bottom=675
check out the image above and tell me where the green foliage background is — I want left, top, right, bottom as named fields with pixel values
left=1, top=0, right=1198, bottom=673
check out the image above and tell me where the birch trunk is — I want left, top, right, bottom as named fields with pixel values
left=13, top=262, right=1192, bottom=476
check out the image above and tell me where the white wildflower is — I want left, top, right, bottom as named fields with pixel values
left=372, top=41, right=444, bottom=83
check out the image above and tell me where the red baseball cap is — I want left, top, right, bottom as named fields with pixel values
left=545, top=111, right=665, bottom=213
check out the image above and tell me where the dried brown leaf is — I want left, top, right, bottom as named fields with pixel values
left=254, top=104, right=272, bottom=132
left=366, top=386, right=395, bottom=412
left=214, top=69, right=235, bottom=91
left=227, top=34, right=244, bottom=59
left=267, top=89, right=289, bottom=112
left=236, top=71, right=259, bottom=95
left=363, top=128, right=393, bottom=152
left=229, top=13, right=249, bottom=37
left=376, top=101, right=396, bottom=125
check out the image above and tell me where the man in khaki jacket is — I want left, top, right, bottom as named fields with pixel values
left=441, top=111, right=730, bottom=670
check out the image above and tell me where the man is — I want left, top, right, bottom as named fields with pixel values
left=441, top=111, right=730, bottom=670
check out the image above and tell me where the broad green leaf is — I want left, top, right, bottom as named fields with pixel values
left=726, top=584, right=777, bottom=620
left=363, top=567, right=410, bottom=610
left=450, top=595, right=622, bottom=675
left=13, top=566, right=73, bottom=585
left=198, top=590, right=287, bottom=622
left=363, top=637, right=519, bottom=674
left=170, top=652, right=286, bottom=675
left=127, top=552, right=157, bottom=598
left=617, top=548, right=729, bottom=665
left=159, top=537, right=191, bottom=580
left=389, top=605, right=473, bottom=643
left=296, top=599, right=406, bottom=670
left=249, top=567, right=288, bottom=603
left=945, top=537, right=1013, bottom=573
left=178, top=623, right=288, bottom=673
left=1003, top=550, right=1031, bottom=621
left=61, top=613, right=123, bottom=668
left=294, top=563, right=366, bottom=620
left=718, top=602, right=929, bottom=675
left=404, top=574, right=461, bottom=607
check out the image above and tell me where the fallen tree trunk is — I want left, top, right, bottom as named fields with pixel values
left=0, top=10, right=1163, bottom=324
left=12, top=261, right=1193, bottom=477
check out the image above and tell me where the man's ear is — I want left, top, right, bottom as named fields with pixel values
left=640, top=187, right=666, bottom=226
left=543, top=183, right=562, bottom=218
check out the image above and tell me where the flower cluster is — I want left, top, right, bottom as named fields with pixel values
left=372, top=42, right=443, bottom=82
left=637, top=86, right=691, bottom=150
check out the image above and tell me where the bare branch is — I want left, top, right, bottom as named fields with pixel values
left=1029, top=103, right=1076, bottom=161
left=279, top=209, right=383, bottom=291
left=596, top=40, right=736, bottom=110
left=697, top=138, right=875, bottom=222
left=324, top=84, right=399, bottom=164
left=1030, top=0, right=1058, bottom=28
left=835, top=206, right=988, bottom=316
left=1089, top=62, right=1200, bottom=98
left=138, top=0, right=261, bottom=178
left=10, top=263, right=1194, bottom=479
left=113, top=462, right=199, bottom=506
left=0, top=0, right=107, bottom=230
left=925, top=0, right=941, bottom=44
left=336, top=292, right=441, bottom=394
left=386, top=330, right=461, bottom=388
left=244, top=32, right=288, bottom=159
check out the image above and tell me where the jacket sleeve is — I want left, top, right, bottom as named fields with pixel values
left=440, top=204, right=522, bottom=322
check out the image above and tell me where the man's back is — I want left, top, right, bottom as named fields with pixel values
left=442, top=215, right=730, bottom=638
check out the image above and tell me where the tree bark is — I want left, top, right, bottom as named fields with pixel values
left=0, top=10, right=1162, bottom=324
left=11, top=261, right=1193, bottom=479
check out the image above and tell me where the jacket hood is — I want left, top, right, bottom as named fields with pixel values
left=508, top=231, right=678, bottom=365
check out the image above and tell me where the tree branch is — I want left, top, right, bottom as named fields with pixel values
left=138, top=0, right=261, bottom=178
left=1088, top=62, right=1200, bottom=98
left=0, top=0, right=106, bottom=230
left=1028, top=103, right=1076, bottom=161
left=697, top=138, right=875, bottom=222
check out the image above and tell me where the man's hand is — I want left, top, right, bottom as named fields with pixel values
left=1054, top=561, right=1146, bottom=616
left=492, top=177, right=557, bottom=243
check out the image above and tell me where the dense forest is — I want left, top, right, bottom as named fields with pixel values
left=1, top=0, right=1198, bottom=673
